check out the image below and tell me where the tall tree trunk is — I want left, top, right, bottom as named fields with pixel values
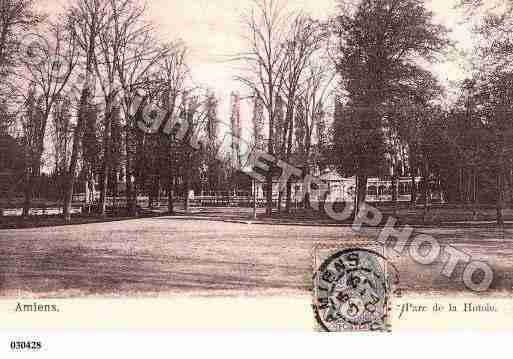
left=63, top=90, right=88, bottom=222
left=0, top=24, right=10, bottom=69
left=391, top=173, right=398, bottom=217
left=167, top=176, right=175, bottom=214
left=148, top=181, right=154, bottom=208
left=356, top=173, right=368, bottom=212
left=422, top=163, right=430, bottom=224
left=266, top=94, right=274, bottom=217
left=22, top=168, right=31, bottom=217
left=152, top=174, right=161, bottom=209
left=410, top=170, right=416, bottom=207
left=284, top=103, right=294, bottom=214
left=166, top=140, right=175, bottom=214
left=22, top=139, right=32, bottom=217
left=184, top=173, right=190, bottom=213
left=110, top=170, right=118, bottom=210
left=125, top=124, right=136, bottom=217
left=22, top=112, right=49, bottom=218
left=99, top=109, right=112, bottom=217
left=472, top=168, right=478, bottom=221
left=275, top=100, right=290, bottom=217
left=465, top=167, right=471, bottom=207
left=63, top=14, right=97, bottom=223
left=495, top=138, right=505, bottom=226
left=265, top=172, right=273, bottom=216
left=509, top=167, right=513, bottom=207
left=304, top=191, right=311, bottom=210
left=497, top=165, right=504, bottom=226
left=458, top=166, right=463, bottom=203
left=303, top=167, right=311, bottom=210
left=285, top=180, right=293, bottom=213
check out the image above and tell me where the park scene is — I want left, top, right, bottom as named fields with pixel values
left=0, top=0, right=512, bottom=298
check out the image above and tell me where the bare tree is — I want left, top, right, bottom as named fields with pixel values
left=0, top=0, right=42, bottom=78
left=229, top=91, right=242, bottom=170
left=236, top=0, right=289, bottom=216
left=0, top=0, right=42, bottom=138
left=93, top=0, right=138, bottom=216
left=52, top=97, right=72, bottom=176
left=278, top=16, right=328, bottom=212
left=157, top=43, right=189, bottom=214
left=181, top=92, right=207, bottom=212
left=294, top=62, right=334, bottom=210
left=19, top=86, right=42, bottom=217
left=18, top=22, right=79, bottom=216
left=112, top=1, right=170, bottom=216
left=63, top=0, right=113, bottom=222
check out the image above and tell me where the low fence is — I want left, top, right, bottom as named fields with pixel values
left=1, top=207, right=82, bottom=217
left=71, top=194, right=266, bottom=208
left=189, top=196, right=264, bottom=207
left=0, top=192, right=454, bottom=218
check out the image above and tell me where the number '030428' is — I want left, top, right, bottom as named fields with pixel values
left=10, top=341, right=42, bottom=350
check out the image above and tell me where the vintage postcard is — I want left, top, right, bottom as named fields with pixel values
left=1, top=0, right=513, bottom=347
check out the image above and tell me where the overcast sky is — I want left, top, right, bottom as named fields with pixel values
left=39, top=0, right=476, bottom=155
left=147, top=0, right=473, bottom=94
left=145, top=0, right=474, bottom=145
left=39, top=0, right=475, bottom=105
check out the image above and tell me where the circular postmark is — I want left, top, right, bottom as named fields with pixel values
left=313, top=248, right=397, bottom=332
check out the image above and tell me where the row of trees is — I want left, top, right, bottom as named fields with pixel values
left=238, top=0, right=512, bottom=224
left=237, top=0, right=453, bottom=215
left=238, top=0, right=334, bottom=215
left=329, top=0, right=513, bottom=224
left=0, top=0, right=239, bottom=220
left=1, top=0, right=511, bottom=224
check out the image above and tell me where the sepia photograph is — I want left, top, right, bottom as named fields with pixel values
left=0, top=0, right=512, bottom=339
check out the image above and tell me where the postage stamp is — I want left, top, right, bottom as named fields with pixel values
left=313, top=243, right=400, bottom=332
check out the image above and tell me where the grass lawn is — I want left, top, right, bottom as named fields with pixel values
left=0, top=216, right=511, bottom=298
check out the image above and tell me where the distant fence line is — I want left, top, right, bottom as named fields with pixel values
left=1, top=191, right=451, bottom=218
left=72, top=194, right=264, bottom=208
left=1, top=207, right=82, bottom=217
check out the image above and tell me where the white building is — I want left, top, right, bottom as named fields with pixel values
left=256, top=170, right=445, bottom=204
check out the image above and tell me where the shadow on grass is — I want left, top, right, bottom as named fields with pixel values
left=0, top=212, right=168, bottom=230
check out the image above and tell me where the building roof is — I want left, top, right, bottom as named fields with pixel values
left=319, top=170, right=353, bottom=182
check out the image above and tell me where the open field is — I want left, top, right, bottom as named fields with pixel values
left=0, top=215, right=511, bottom=298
